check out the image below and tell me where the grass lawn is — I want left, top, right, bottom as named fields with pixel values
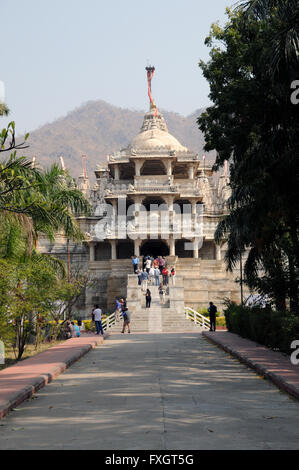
left=0, top=341, right=63, bottom=371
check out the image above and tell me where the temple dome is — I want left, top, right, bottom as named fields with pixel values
left=129, top=109, right=188, bottom=152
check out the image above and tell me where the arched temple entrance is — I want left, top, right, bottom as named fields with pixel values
left=140, top=240, right=170, bottom=258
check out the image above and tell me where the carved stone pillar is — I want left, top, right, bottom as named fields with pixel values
left=134, top=238, right=141, bottom=257
left=216, top=244, right=221, bottom=261
left=89, top=242, right=96, bottom=262
left=188, top=165, right=194, bottom=179
left=166, top=160, right=172, bottom=176
left=193, top=238, right=199, bottom=259
left=191, top=200, right=197, bottom=215
left=170, top=237, right=175, bottom=256
left=110, top=240, right=117, bottom=260
left=135, top=160, right=144, bottom=177
left=114, top=164, right=120, bottom=180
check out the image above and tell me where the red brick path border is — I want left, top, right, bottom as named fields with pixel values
left=203, top=331, right=299, bottom=400
left=0, top=334, right=105, bottom=420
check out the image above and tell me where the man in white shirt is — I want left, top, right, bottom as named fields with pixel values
left=93, top=304, right=104, bottom=336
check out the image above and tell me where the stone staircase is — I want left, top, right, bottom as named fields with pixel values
left=109, top=276, right=205, bottom=333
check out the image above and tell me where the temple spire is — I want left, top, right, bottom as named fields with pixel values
left=145, top=65, right=157, bottom=112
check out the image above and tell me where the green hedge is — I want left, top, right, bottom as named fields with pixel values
left=224, top=303, right=299, bottom=355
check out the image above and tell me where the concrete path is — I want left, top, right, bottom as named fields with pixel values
left=0, top=334, right=104, bottom=419
left=0, top=333, right=299, bottom=450
left=203, top=331, right=299, bottom=400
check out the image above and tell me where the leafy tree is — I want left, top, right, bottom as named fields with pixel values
left=0, top=121, right=92, bottom=358
left=198, top=0, right=299, bottom=312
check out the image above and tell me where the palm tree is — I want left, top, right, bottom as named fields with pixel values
left=32, top=164, right=91, bottom=244
left=240, top=0, right=299, bottom=78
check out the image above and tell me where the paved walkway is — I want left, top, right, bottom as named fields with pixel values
left=0, top=333, right=299, bottom=450
left=0, top=334, right=104, bottom=419
left=203, top=331, right=299, bottom=400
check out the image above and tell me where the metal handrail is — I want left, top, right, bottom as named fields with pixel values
left=101, top=312, right=123, bottom=331
left=184, top=307, right=210, bottom=330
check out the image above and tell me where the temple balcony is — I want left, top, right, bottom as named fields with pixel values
left=105, top=179, right=179, bottom=196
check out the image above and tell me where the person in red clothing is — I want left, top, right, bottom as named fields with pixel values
left=170, top=266, right=176, bottom=286
left=158, top=256, right=165, bottom=274
left=162, top=266, right=169, bottom=286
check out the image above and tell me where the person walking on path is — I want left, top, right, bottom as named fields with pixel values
left=208, top=301, right=217, bottom=332
left=114, top=298, right=122, bottom=322
left=93, top=305, right=104, bottom=336
left=170, top=266, right=176, bottom=286
left=120, top=297, right=127, bottom=311
left=145, top=288, right=152, bottom=308
left=121, top=308, right=131, bottom=334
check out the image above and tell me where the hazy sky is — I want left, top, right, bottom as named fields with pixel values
left=1, top=0, right=234, bottom=134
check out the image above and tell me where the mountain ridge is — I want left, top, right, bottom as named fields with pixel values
left=20, top=100, right=215, bottom=178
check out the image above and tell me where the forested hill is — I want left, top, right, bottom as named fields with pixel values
left=21, top=100, right=216, bottom=178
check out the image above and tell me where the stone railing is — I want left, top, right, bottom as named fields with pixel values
left=105, top=180, right=179, bottom=195
left=134, top=181, right=178, bottom=193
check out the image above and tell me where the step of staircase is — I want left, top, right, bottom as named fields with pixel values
left=108, top=272, right=207, bottom=333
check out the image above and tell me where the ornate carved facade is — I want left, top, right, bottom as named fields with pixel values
left=40, top=72, right=244, bottom=316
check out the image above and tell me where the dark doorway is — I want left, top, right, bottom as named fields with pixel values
left=95, top=242, right=111, bottom=260
left=117, top=240, right=134, bottom=259
left=175, top=240, right=193, bottom=258
left=140, top=240, right=170, bottom=258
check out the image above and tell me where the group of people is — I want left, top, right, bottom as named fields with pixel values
left=64, top=320, right=83, bottom=339
left=132, top=255, right=176, bottom=289
left=90, top=298, right=131, bottom=336
left=131, top=255, right=176, bottom=310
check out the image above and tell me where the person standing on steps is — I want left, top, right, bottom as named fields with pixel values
left=121, top=308, right=131, bottom=334
left=170, top=266, right=176, bottom=286
left=208, top=301, right=217, bottom=332
left=158, top=255, right=164, bottom=274
left=145, top=256, right=152, bottom=274
left=159, top=283, right=166, bottom=304
left=137, top=269, right=142, bottom=286
left=93, top=304, right=104, bottom=336
left=162, top=266, right=169, bottom=286
left=145, top=288, right=151, bottom=308
left=154, top=266, right=160, bottom=286
left=141, top=269, right=149, bottom=292
left=132, top=255, right=139, bottom=273
left=149, top=266, right=155, bottom=285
